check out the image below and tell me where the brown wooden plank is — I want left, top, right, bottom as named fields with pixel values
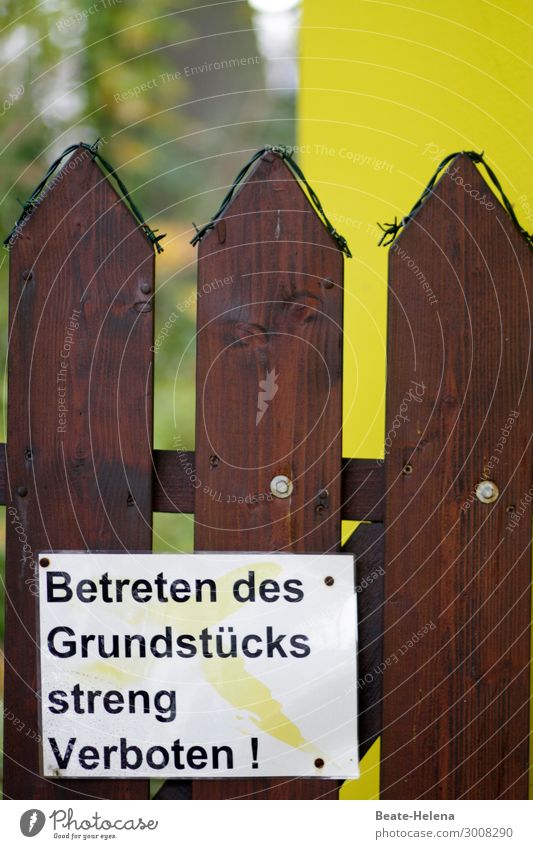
left=191, top=150, right=344, bottom=799
left=341, top=459, right=385, bottom=521
left=151, top=449, right=384, bottom=519
left=342, top=523, right=384, bottom=760
left=152, top=448, right=195, bottom=513
left=3, top=147, right=153, bottom=800
left=381, top=154, right=533, bottom=799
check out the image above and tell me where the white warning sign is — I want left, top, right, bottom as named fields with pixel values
left=38, top=553, right=359, bottom=779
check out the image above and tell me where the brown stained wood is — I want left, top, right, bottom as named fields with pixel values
left=381, top=155, right=533, bottom=800
left=2, top=447, right=384, bottom=519
left=151, top=449, right=384, bottom=519
left=342, top=523, right=384, bottom=760
left=192, top=151, right=344, bottom=800
left=152, top=449, right=195, bottom=513
left=3, top=148, right=153, bottom=800
left=341, top=459, right=385, bottom=521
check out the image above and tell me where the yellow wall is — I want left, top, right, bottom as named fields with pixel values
left=298, top=0, right=533, bottom=799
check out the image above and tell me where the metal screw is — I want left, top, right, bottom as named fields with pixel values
left=22, top=269, right=33, bottom=282
left=322, top=278, right=334, bottom=289
left=270, top=474, right=293, bottom=499
left=40, top=558, right=50, bottom=568
left=475, top=480, right=499, bottom=504
left=324, top=576, right=334, bottom=587
left=140, top=282, right=151, bottom=294
left=24, top=449, right=33, bottom=461
left=209, top=455, right=219, bottom=469
left=314, top=758, right=325, bottom=769
left=17, top=486, right=28, bottom=497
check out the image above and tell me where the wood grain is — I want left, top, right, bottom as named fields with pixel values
left=343, top=523, right=384, bottom=760
left=3, top=148, right=153, bottom=800
left=151, top=450, right=383, bottom=519
left=192, top=150, right=344, bottom=799
left=380, top=155, right=533, bottom=799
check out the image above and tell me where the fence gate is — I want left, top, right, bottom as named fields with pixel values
left=2, top=147, right=531, bottom=800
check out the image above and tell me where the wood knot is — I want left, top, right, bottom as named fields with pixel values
left=234, top=322, right=268, bottom=347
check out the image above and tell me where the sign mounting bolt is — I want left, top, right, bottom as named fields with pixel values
left=270, top=474, right=293, bottom=499
left=476, top=480, right=499, bottom=504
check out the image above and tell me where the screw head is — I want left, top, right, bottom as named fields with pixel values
left=17, top=486, right=28, bottom=497
left=476, top=480, right=499, bottom=504
left=140, top=282, right=151, bottom=294
left=270, top=474, right=293, bottom=499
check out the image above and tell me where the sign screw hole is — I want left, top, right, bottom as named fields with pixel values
left=324, top=576, right=334, bottom=586
left=209, top=455, right=219, bottom=468
left=314, top=758, right=325, bottom=769
left=506, top=505, right=515, bottom=514
left=40, top=558, right=50, bottom=568
left=402, top=464, right=413, bottom=475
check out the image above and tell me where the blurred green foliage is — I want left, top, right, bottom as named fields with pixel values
left=0, top=1, right=295, bottom=650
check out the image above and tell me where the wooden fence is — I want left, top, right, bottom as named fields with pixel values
left=2, top=147, right=531, bottom=800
